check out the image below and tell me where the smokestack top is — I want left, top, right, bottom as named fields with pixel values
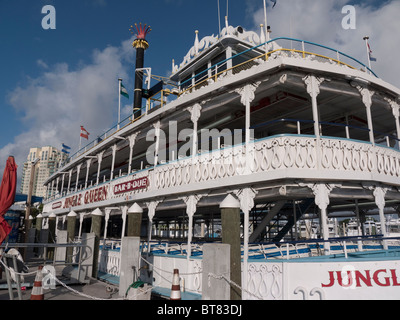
left=130, top=23, right=151, bottom=50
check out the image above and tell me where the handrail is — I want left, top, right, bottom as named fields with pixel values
left=44, top=118, right=400, bottom=203
left=179, top=36, right=378, bottom=91
left=61, top=37, right=378, bottom=169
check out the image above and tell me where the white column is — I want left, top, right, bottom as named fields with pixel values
left=55, top=215, right=59, bottom=237
left=50, top=180, right=55, bottom=197
left=67, top=170, right=72, bottom=194
left=357, top=86, right=375, bottom=145
left=226, top=46, right=233, bottom=74
left=103, top=208, right=112, bottom=247
left=84, top=158, right=92, bottom=189
left=128, top=132, right=140, bottom=174
left=304, top=75, right=325, bottom=138
left=55, top=177, right=60, bottom=197
left=120, top=205, right=128, bottom=239
left=374, top=187, right=388, bottom=250
left=145, top=201, right=160, bottom=254
left=234, top=187, right=258, bottom=300
left=186, top=103, right=202, bottom=158
left=61, top=173, right=65, bottom=197
left=75, top=163, right=82, bottom=192
left=110, top=144, right=117, bottom=180
left=310, top=183, right=338, bottom=255
left=182, top=195, right=203, bottom=259
left=385, top=98, right=400, bottom=142
left=78, top=212, right=85, bottom=239
left=96, top=151, right=105, bottom=185
left=153, top=121, right=161, bottom=167
left=235, top=83, right=260, bottom=148
left=235, top=83, right=260, bottom=175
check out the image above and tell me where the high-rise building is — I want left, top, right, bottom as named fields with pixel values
left=20, top=146, right=67, bottom=198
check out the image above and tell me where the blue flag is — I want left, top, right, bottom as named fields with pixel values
left=62, top=143, right=71, bottom=154
left=368, top=42, right=377, bottom=62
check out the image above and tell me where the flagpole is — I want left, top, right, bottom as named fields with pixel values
left=263, top=0, right=269, bottom=41
left=363, top=36, right=372, bottom=73
left=79, top=128, right=82, bottom=152
left=118, top=78, right=122, bottom=130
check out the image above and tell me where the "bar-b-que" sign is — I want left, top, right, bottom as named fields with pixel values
left=113, top=177, right=149, bottom=195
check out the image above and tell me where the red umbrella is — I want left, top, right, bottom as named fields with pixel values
left=0, top=156, right=17, bottom=244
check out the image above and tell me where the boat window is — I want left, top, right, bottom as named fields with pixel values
left=195, top=64, right=208, bottom=83
left=232, top=51, right=258, bottom=74
left=210, top=53, right=227, bottom=76
left=180, top=74, right=192, bottom=91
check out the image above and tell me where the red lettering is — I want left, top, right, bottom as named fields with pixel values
left=355, top=270, right=372, bottom=287
left=391, top=269, right=400, bottom=286
left=321, top=271, right=335, bottom=288
left=103, top=186, right=108, bottom=200
left=84, top=191, right=89, bottom=204
left=337, top=271, right=353, bottom=288
left=373, top=269, right=391, bottom=287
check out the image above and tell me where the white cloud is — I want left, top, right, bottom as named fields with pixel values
left=36, top=59, right=49, bottom=69
left=2, top=37, right=135, bottom=191
left=248, top=0, right=400, bottom=87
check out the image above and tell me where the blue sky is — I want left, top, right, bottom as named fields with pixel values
left=0, top=0, right=257, bottom=147
left=0, top=0, right=399, bottom=187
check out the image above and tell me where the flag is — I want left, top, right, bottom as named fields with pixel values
left=80, top=126, right=90, bottom=140
left=367, top=42, right=377, bottom=62
left=270, top=0, right=277, bottom=8
left=120, top=82, right=129, bottom=99
left=62, top=143, right=71, bottom=154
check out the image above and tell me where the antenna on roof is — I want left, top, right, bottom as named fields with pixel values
left=217, top=0, right=222, bottom=36
left=263, top=0, right=269, bottom=41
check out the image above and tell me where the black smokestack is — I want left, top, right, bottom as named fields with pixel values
left=130, top=23, right=151, bottom=118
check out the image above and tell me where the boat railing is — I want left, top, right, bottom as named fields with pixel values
left=58, top=37, right=377, bottom=169
left=64, top=91, right=179, bottom=166
left=45, top=116, right=400, bottom=202
left=179, top=36, right=378, bottom=95
left=99, top=235, right=400, bottom=264
left=252, top=118, right=400, bottom=149
left=64, top=113, right=131, bottom=164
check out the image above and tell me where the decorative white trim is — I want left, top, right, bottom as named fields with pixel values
left=235, top=82, right=261, bottom=106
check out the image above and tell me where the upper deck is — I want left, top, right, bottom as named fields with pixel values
left=42, top=23, right=400, bottom=218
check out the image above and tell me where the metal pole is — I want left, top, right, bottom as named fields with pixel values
left=118, top=78, right=122, bottom=130
left=363, top=36, right=372, bottom=73
left=263, top=0, right=269, bottom=41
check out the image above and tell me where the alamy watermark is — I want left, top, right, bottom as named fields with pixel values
left=145, top=121, right=254, bottom=165
left=342, top=5, right=356, bottom=30
left=41, top=5, right=56, bottom=30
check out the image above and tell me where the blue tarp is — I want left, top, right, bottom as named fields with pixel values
left=14, top=194, right=43, bottom=203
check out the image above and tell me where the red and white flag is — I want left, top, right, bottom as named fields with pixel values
left=80, top=126, right=90, bottom=140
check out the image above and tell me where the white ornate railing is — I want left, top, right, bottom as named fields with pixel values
left=152, top=135, right=400, bottom=191
left=44, top=134, right=400, bottom=212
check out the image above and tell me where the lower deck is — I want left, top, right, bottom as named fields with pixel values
left=98, top=236, right=400, bottom=300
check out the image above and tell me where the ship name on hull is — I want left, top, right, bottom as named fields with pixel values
left=322, top=269, right=400, bottom=288
left=63, top=185, right=109, bottom=209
